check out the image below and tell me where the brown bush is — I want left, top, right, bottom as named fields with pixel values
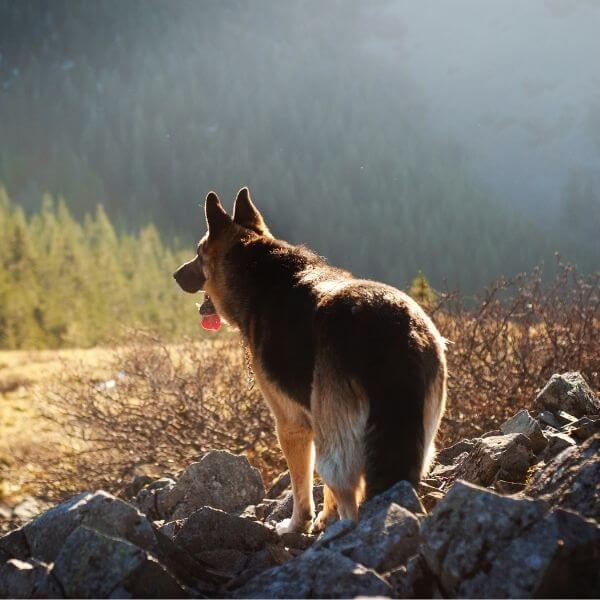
left=434, top=260, right=599, bottom=444
left=40, top=334, right=284, bottom=500
left=38, top=261, right=598, bottom=500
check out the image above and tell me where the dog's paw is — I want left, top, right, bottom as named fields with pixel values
left=275, top=518, right=297, bottom=535
left=275, top=517, right=312, bottom=535
left=310, top=509, right=336, bottom=534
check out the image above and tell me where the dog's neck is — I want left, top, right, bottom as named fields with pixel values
left=218, top=237, right=324, bottom=338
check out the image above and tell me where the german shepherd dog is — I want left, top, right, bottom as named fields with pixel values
left=174, top=188, right=447, bottom=534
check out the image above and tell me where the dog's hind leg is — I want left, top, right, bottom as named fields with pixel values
left=311, top=484, right=337, bottom=533
left=311, top=357, right=368, bottom=525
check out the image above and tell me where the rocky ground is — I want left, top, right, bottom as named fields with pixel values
left=0, top=371, right=598, bottom=598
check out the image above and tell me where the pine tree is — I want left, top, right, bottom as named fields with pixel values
left=409, top=272, right=436, bottom=311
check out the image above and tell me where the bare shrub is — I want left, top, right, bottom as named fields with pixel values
left=37, top=261, right=598, bottom=499
left=39, top=334, right=284, bottom=500
left=434, top=260, right=599, bottom=444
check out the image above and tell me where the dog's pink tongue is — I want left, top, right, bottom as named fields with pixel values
left=201, top=314, right=221, bottom=331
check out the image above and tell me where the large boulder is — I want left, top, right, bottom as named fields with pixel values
left=234, top=547, right=391, bottom=598
left=527, top=433, right=599, bottom=522
left=421, top=481, right=600, bottom=597
left=174, top=506, right=278, bottom=557
left=319, top=503, right=421, bottom=572
left=52, top=526, right=187, bottom=598
left=454, top=433, right=533, bottom=486
left=464, top=508, right=600, bottom=598
left=22, top=491, right=157, bottom=563
left=162, top=451, right=265, bottom=519
left=534, top=372, right=599, bottom=418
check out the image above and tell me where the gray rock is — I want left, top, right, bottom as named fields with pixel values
left=175, top=506, right=278, bottom=556
left=481, top=429, right=503, bottom=438
left=278, top=531, right=315, bottom=551
left=245, top=544, right=294, bottom=570
left=0, top=558, right=62, bottom=599
left=264, top=484, right=324, bottom=524
left=568, top=415, right=600, bottom=441
left=501, top=409, right=548, bottom=454
left=0, top=526, right=29, bottom=562
left=359, top=480, right=424, bottom=519
left=265, top=471, right=291, bottom=499
left=421, top=480, right=600, bottom=597
left=527, top=433, right=600, bottom=522
left=544, top=431, right=577, bottom=460
left=538, top=410, right=561, bottom=429
left=152, top=526, right=226, bottom=594
left=263, top=492, right=294, bottom=523
left=53, top=526, right=145, bottom=598
left=158, top=519, right=184, bottom=541
left=430, top=460, right=462, bottom=481
left=53, top=526, right=186, bottom=598
left=312, top=518, right=356, bottom=548
left=122, top=474, right=153, bottom=499
left=435, top=439, right=478, bottom=465
left=23, top=490, right=157, bottom=563
left=421, top=481, right=547, bottom=594
left=464, top=508, right=600, bottom=598
left=323, top=503, right=421, bottom=572
left=228, top=545, right=295, bottom=591
left=135, top=477, right=176, bottom=520
left=388, top=554, right=439, bottom=599
left=115, top=554, right=189, bottom=598
left=534, top=372, right=599, bottom=418
left=195, top=548, right=249, bottom=576
left=254, top=499, right=278, bottom=521
left=234, top=547, right=391, bottom=598
left=454, top=433, right=533, bottom=486
left=494, top=479, right=526, bottom=494
left=163, top=451, right=265, bottom=519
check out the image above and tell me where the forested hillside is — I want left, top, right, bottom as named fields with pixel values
left=0, top=0, right=596, bottom=292
left=0, top=188, right=197, bottom=348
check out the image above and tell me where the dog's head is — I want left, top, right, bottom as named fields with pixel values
left=173, top=187, right=270, bottom=325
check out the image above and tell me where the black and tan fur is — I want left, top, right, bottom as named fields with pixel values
left=174, top=188, right=447, bottom=533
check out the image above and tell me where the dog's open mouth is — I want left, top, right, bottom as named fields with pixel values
left=197, top=294, right=221, bottom=331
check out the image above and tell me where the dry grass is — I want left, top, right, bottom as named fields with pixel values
left=1, top=261, right=598, bottom=520
left=34, top=335, right=281, bottom=502
left=0, top=347, right=114, bottom=506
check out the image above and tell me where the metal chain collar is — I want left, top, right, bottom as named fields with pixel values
left=241, top=339, right=256, bottom=391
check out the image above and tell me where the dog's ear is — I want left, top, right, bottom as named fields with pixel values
left=205, top=191, right=232, bottom=236
left=233, top=187, right=270, bottom=236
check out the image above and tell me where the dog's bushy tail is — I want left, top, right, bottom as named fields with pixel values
left=362, top=368, right=426, bottom=499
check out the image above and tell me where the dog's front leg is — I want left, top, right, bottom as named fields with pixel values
left=275, top=421, right=315, bottom=534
